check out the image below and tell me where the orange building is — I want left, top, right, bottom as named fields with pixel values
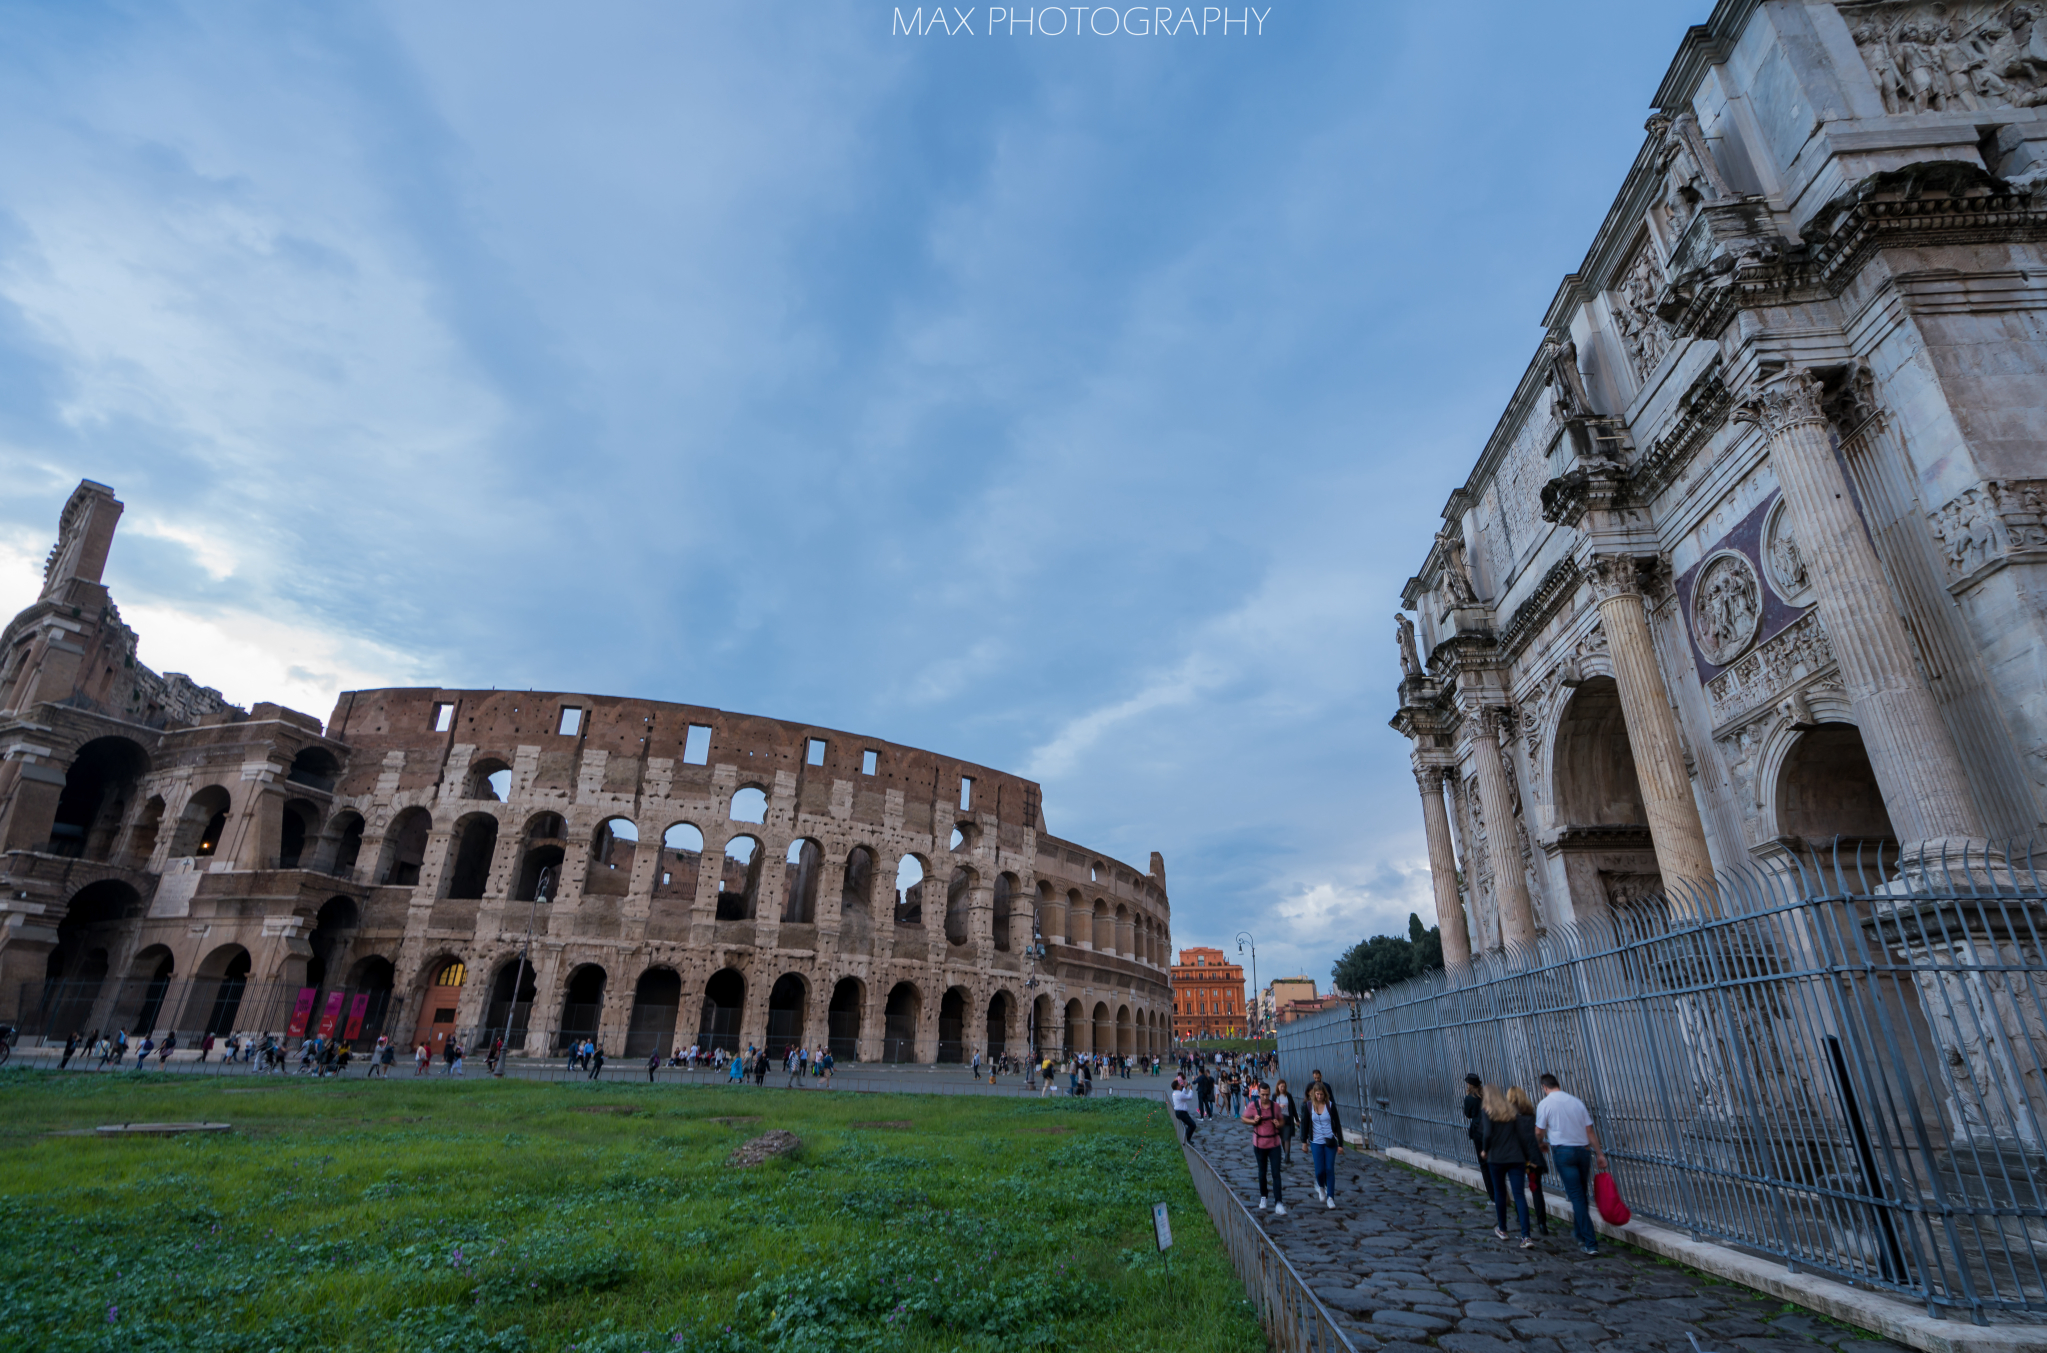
left=1171, top=946, right=1245, bottom=1042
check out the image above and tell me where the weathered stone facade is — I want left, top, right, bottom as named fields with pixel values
left=1393, top=0, right=2047, bottom=958
left=0, top=482, right=1173, bottom=1059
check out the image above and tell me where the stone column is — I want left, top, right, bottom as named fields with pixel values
left=1752, top=373, right=1981, bottom=848
left=1414, top=766, right=1473, bottom=969
left=1471, top=708, right=1538, bottom=949
left=1588, top=555, right=1717, bottom=906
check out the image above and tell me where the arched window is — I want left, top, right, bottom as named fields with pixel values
left=445, top=814, right=500, bottom=899
left=842, top=847, right=875, bottom=915
left=378, top=807, right=433, bottom=886
left=945, top=867, right=973, bottom=946
left=49, top=737, right=149, bottom=861
left=464, top=758, right=513, bottom=801
left=894, top=855, right=926, bottom=926
left=434, top=960, right=467, bottom=986
left=717, top=835, right=762, bottom=920
left=515, top=814, right=567, bottom=901
left=729, top=786, right=768, bottom=824
left=585, top=817, right=639, bottom=897
left=783, top=839, right=822, bottom=923
left=992, top=873, right=1016, bottom=952
left=657, top=823, right=703, bottom=895
left=278, top=798, right=322, bottom=870
left=172, top=786, right=233, bottom=860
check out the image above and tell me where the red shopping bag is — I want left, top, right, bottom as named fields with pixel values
left=1593, top=1171, right=1631, bottom=1227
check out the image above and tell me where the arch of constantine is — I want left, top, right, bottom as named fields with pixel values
left=0, top=481, right=1173, bottom=1060
left=1393, top=0, right=2047, bottom=960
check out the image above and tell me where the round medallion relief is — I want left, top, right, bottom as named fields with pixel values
left=1761, top=497, right=1813, bottom=605
left=1690, top=550, right=1763, bottom=666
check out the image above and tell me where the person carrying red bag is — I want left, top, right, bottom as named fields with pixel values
left=1535, top=1072, right=1611, bottom=1256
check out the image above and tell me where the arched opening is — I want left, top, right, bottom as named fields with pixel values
left=585, top=817, right=639, bottom=897
left=1030, top=994, right=1052, bottom=1059
left=767, top=973, right=807, bottom=1051
left=483, top=958, right=539, bottom=1050
left=277, top=798, right=321, bottom=869
left=127, top=945, right=176, bottom=1036
left=342, top=954, right=397, bottom=1047
left=515, top=813, right=567, bottom=901
left=1092, top=1001, right=1111, bottom=1057
left=883, top=982, right=921, bottom=1063
left=625, top=966, right=682, bottom=1057
left=1064, top=889, right=1083, bottom=943
left=412, top=956, right=467, bottom=1051
left=193, top=944, right=252, bottom=1037
left=171, top=786, right=233, bottom=860
left=937, top=986, right=968, bottom=1063
left=321, top=811, right=366, bottom=879
left=1116, top=1003, right=1133, bottom=1057
left=1034, top=881, right=1055, bottom=942
left=993, top=873, right=1016, bottom=952
left=378, top=806, right=433, bottom=886
left=717, top=835, right=762, bottom=921
left=828, top=977, right=863, bottom=1061
left=782, top=839, right=822, bottom=923
left=126, top=794, right=166, bottom=867
left=1777, top=723, right=1897, bottom=854
left=944, top=867, right=974, bottom=946
left=729, top=785, right=768, bottom=824
left=445, top=813, right=499, bottom=899
left=48, top=737, right=149, bottom=860
left=986, top=990, right=1013, bottom=1060
left=1090, top=899, right=1108, bottom=950
left=656, top=823, right=703, bottom=899
left=894, top=855, right=925, bottom=926
left=1553, top=678, right=1648, bottom=826
left=1064, top=998, right=1086, bottom=1055
left=1114, top=903, right=1130, bottom=957
left=464, top=757, right=513, bottom=801
left=39, top=880, right=136, bottom=1037
left=286, top=746, right=340, bottom=792
left=556, top=964, right=606, bottom=1052
left=306, top=896, right=358, bottom=991
left=841, top=847, right=874, bottom=916
left=697, top=968, right=745, bottom=1053
left=949, top=822, right=977, bottom=853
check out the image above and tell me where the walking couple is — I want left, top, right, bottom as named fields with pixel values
left=1464, top=1071, right=1608, bottom=1256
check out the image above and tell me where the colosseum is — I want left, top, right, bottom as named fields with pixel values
left=0, top=481, right=1175, bottom=1062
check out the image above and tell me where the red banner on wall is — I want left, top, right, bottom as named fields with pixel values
left=286, top=987, right=319, bottom=1037
left=316, top=991, right=346, bottom=1039
left=343, top=993, right=371, bottom=1041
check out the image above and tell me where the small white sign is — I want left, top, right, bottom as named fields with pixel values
left=1152, top=1201, right=1173, bottom=1251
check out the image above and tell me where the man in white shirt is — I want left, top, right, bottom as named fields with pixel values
left=1170, top=1078, right=1199, bottom=1143
left=1536, top=1073, right=1609, bottom=1256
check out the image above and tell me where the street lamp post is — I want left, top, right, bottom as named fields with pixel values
left=1235, top=931, right=1258, bottom=1041
left=493, top=866, right=553, bottom=1077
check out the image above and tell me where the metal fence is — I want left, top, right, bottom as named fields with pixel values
left=1278, top=844, right=2047, bottom=1325
left=1175, top=1131, right=1359, bottom=1352
left=18, top=977, right=399, bottom=1051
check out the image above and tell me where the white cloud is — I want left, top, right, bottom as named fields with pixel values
left=121, top=601, right=425, bottom=727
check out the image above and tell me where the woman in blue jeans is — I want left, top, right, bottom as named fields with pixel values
left=1482, top=1084, right=1543, bottom=1247
left=1301, top=1082, right=1345, bottom=1209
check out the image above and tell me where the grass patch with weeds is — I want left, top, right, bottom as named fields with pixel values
left=0, top=1069, right=1261, bottom=1353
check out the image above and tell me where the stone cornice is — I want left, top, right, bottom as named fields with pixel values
left=1496, top=557, right=1581, bottom=658
left=1649, top=0, right=1762, bottom=114
left=1631, top=359, right=1732, bottom=501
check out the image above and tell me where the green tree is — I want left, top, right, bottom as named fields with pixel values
left=1332, top=913, right=1444, bottom=994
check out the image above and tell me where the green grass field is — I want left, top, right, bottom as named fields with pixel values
left=0, top=1070, right=1263, bottom=1353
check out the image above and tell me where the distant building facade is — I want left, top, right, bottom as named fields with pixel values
left=0, top=483, right=1175, bottom=1062
left=1391, top=2, right=2047, bottom=962
left=1263, top=975, right=1317, bottom=1028
left=1171, top=945, right=1245, bottom=1041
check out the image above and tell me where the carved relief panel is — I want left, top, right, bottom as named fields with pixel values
left=1690, top=551, right=1764, bottom=667
left=1612, top=237, right=1672, bottom=384
left=1927, top=479, right=2047, bottom=588
left=1840, top=3, right=2047, bottom=114
left=1762, top=496, right=1814, bottom=605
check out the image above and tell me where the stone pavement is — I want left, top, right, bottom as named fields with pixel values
left=1191, top=1114, right=1911, bottom=1353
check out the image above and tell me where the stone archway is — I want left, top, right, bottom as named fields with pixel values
left=1775, top=722, right=1896, bottom=861
left=1549, top=676, right=1662, bottom=917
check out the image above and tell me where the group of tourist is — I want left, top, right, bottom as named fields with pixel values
left=1464, top=1072, right=1607, bottom=1256
left=1170, top=1066, right=1346, bottom=1216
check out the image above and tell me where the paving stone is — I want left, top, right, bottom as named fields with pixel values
left=1463, top=1299, right=1533, bottom=1319
left=1443, top=1281, right=1500, bottom=1301
left=1371, top=1308, right=1454, bottom=1335
left=1512, top=1316, right=1609, bottom=1340
left=1436, top=1334, right=1519, bottom=1353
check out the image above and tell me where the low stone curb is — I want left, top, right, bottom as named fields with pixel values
left=1377, top=1145, right=2042, bottom=1353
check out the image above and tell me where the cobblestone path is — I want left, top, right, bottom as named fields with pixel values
left=1192, top=1117, right=1908, bottom=1352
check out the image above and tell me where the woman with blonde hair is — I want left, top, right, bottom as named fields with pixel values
left=1482, top=1084, right=1542, bottom=1247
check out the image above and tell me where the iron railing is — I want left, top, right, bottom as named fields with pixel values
left=1175, top=1131, right=1359, bottom=1352
left=1278, top=844, right=2047, bottom=1325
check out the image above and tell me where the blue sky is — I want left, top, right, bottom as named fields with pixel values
left=0, top=0, right=1701, bottom=992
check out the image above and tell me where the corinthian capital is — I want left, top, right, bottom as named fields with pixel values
left=1412, top=763, right=1445, bottom=794
left=1473, top=703, right=1516, bottom=742
left=1739, top=368, right=1829, bottom=438
left=1585, top=553, right=1643, bottom=603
